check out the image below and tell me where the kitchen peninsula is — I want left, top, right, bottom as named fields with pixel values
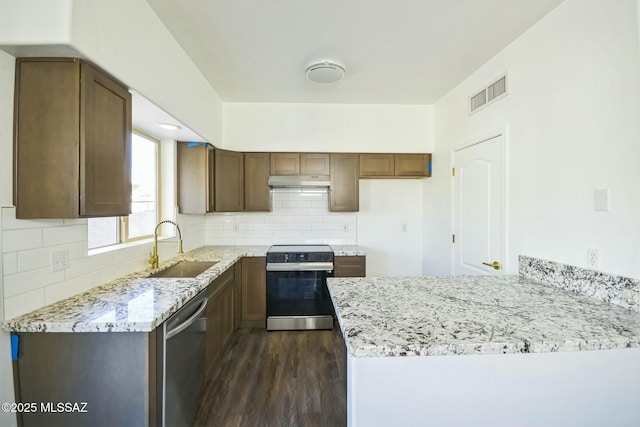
left=328, top=257, right=640, bottom=427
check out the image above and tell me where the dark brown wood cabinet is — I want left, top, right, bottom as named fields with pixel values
left=395, top=154, right=431, bottom=177
left=270, top=152, right=300, bottom=175
left=244, top=152, right=271, bottom=211
left=359, top=153, right=431, bottom=178
left=334, top=256, right=366, bottom=277
left=270, top=152, right=330, bottom=176
left=206, top=265, right=238, bottom=376
left=13, top=331, right=161, bottom=427
left=215, top=149, right=244, bottom=212
left=14, top=57, right=132, bottom=218
left=301, top=153, right=330, bottom=175
left=359, top=154, right=395, bottom=177
left=177, top=142, right=215, bottom=213
left=241, top=257, right=266, bottom=328
left=330, top=154, right=359, bottom=212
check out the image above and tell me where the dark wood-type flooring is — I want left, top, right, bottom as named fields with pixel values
left=194, top=328, right=347, bottom=427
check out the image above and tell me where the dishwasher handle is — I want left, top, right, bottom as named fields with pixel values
left=166, top=298, right=207, bottom=340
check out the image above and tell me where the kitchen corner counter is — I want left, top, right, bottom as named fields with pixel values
left=330, top=245, right=366, bottom=256
left=1, top=245, right=268, bottom=333
left=328, top=275, right=640, bottom=358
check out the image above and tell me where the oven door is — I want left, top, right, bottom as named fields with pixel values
left=266, top=269, right=334, bottom=330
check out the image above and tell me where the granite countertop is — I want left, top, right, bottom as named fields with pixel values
left=328, top=275, right=640, bottom=358
left=2, top=244, right=366, bottom=333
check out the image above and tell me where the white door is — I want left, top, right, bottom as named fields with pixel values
left=453, top=134, right=505, bottom=275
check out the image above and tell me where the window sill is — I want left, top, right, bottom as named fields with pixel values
left=88, top=235, right=174, bottom=257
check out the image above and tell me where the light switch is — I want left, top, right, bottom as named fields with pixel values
left=594, top=189, right=609, bottom=212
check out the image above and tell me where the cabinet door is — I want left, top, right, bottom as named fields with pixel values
left=395, top=154, right=430, bottom=177
left=244, top=152, right=271, bottom=211
left=270, top=153, right=300, bottom=175
left=334, top=256, right=366, bottom=277
left=241, top=257, right=266, bottom=327
left=359, top=154, right=394, bottom=177
left=207, top=148, right=216, bottom=212
left=300, top=153, right=330, bottom=175
left=206, top=291, right=223, bottom=376
left=221, top=284, right=235, bottom=348
left=215, top=149, right=244, bottom=212
left=14, top=58, right=80, bottom=219
left=177, top=142, right=212, bottom=214
left=80, top=62, right=132, bottom=217
left=233, top=261, right=242, bottom=329
left=330, top=154, right=359, bottom=212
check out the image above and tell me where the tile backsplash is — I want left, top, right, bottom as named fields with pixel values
left=519, top=255, right=640, bottom=311
left=206, top=188, right=357, bottom=245
left=0, top=207, right=205, bottom=320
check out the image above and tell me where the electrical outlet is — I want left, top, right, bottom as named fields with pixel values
left=586, top=248, right=599, bottom=269
left=51, top=249, right=69, bottom=272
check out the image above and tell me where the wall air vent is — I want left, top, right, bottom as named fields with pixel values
left=470, top=74, right=508, bottom=113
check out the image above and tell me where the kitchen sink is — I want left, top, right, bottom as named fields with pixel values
left=148, top=261, right=218, bottom=278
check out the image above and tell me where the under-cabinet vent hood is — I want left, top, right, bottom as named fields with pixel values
left=268, top=175, right=331, bottom=188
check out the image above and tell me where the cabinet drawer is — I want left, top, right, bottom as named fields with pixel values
left=334, top=256, right=366, bottom=277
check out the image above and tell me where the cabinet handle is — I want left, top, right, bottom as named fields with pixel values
left=482, top=261, right=501, bottom=270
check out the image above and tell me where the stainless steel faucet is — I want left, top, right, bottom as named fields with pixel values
left=149, top=220, right=184, bottom=269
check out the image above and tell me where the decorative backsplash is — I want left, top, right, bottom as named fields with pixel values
left=519, top=255, right=639, bottom=311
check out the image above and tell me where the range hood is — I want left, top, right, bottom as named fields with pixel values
left=268, top=175, right=331, bottom=188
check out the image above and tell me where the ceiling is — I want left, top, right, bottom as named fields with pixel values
left=146, top=0, right=564, bottom=105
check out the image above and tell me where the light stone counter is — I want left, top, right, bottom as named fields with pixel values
left=1, top=244, right=366, bottom=333
left=1, top=245, right=268, bottom=333
left=328, top=275, right=640, bottom=357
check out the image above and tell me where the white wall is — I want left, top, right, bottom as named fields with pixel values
left=425, top=0, right=640, bottom=278
left=358, top=180, right=423, bottom=277
left=223, top=102, right=433, bottom=153
left=0, top=0, right=223, bottom=146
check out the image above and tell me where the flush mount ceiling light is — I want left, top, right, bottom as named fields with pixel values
left=156, top=123, right=181, bottom=131
left=305, top=59, right=346, bottom=84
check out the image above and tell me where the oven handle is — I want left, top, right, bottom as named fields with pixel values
left=266, top=262, right=334, bottom=272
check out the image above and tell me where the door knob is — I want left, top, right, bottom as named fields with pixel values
left=482, top=261, right=501, bottom=270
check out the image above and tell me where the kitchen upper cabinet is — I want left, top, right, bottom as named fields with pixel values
left=359, top=153, right=431, bottom=178
left=177, top=142, right=214, bottom=214
left=334, top=256, right=366, bottom=277
left=244, top=152, right=271, bottom=212
left=14, top=57, right=132, bottom=218
left=359, top=154, right=395, bottom=177
left=215, top=149, right=244, bottom=212
left=301, top=153, right=330, bottom=175
left=270, top=152, right=330, bottom=175
left=330, top=154, right=359, bottom=212
left=395, top=154, right=431, bottom=177
left=241, top=257, right=266, bottom=328
left=270, top=153, right=300, bottom=175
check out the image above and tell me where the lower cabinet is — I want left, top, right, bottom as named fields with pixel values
left=206, top=262, right=239, bottom=376
left=241, top=257, right=266, bottom=328
left=334, top=256, right=366, bottom=277
left=12, top=331, right=162, bottom=427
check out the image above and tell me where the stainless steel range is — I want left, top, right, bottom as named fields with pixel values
left=266, top=245, right=334, bottom=331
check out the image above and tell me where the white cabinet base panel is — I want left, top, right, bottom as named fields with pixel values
left=347, top=348, right=640, bottom=427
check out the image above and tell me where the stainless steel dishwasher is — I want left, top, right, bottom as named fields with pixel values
left=163, top=289, right=208, bottom=427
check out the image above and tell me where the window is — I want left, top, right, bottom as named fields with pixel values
left=88, top=133, right=159, bottom=250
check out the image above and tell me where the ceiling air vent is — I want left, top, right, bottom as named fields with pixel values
left=470, top=74, right=508, bottom=113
